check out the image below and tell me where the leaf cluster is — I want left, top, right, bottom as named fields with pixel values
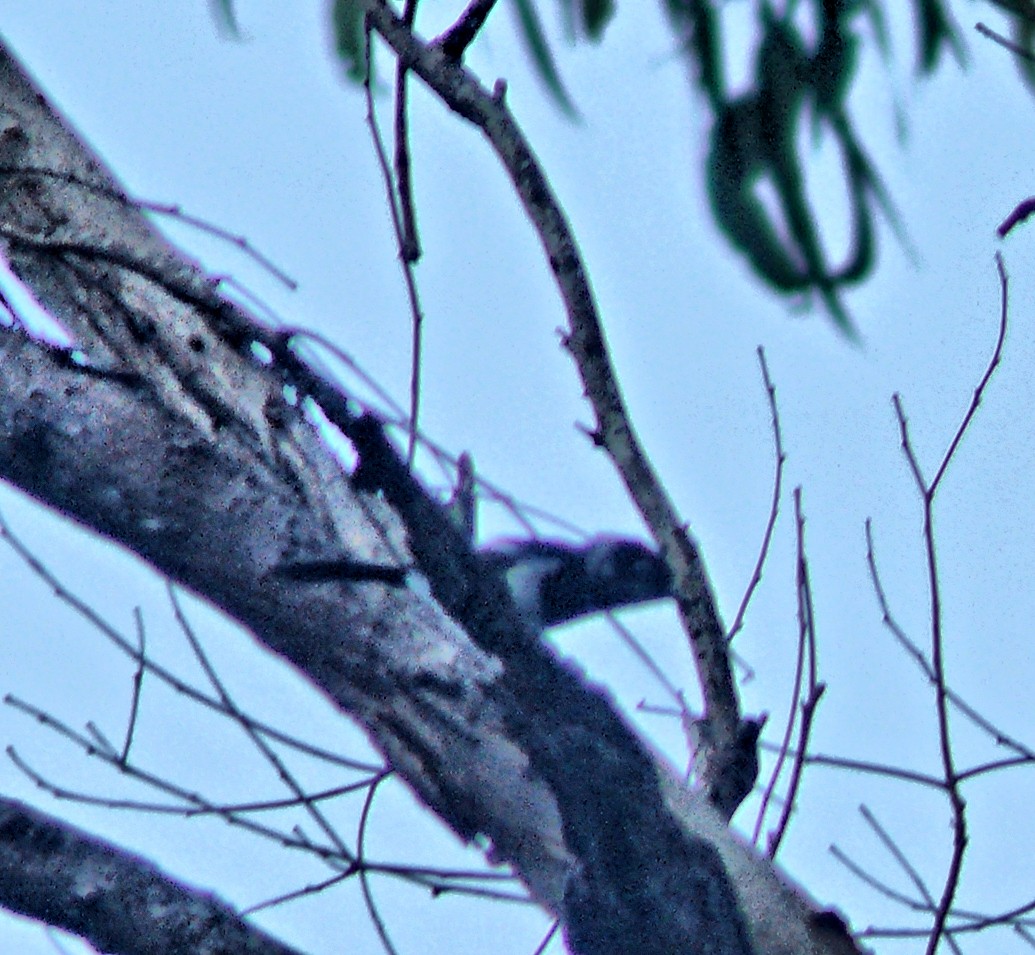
left=212, top=1, right=1029, bottom=333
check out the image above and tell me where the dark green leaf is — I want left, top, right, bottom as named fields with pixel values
left=579, top=0, right=616, bottom=41
left=208, top=0, right=241, bottom=38
left=914, top=0, right=965, bottom=73
left=985, top=3, right=1035, bottom=96
left=332, top=0, right=368, bottom=84
left=512, top=0, right=579, bottom=117
left=663, top=0, right=724, bottom=108
left=1014, top=16, right=1035, bottom=97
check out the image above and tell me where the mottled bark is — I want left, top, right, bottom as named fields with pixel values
left=0, top=29, right=864, bottom=955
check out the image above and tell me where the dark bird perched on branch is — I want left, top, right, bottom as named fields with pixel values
left=276, top=536, right=673, bottom=633
left=477, top=536, right=673, bottom=631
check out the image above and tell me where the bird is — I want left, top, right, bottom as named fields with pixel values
left=276, top=535, right=674, bottom=634
left=478, top=536, right=673, bottom=631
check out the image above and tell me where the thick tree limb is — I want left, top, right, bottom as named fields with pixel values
left=0, top=32, right=864, bottom=955
left=0, top=799, right=305, bottom=955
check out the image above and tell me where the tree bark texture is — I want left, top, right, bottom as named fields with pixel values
left=0, top=799, right=305, bottom=955
left=0, top=33, right=864, bottom=955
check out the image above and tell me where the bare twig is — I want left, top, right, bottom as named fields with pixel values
left=860, top=806, right=963, bottom=955
left=391, top=0, right=420, bottom=264
left=997, top=196, right=1035, bottom=238
left=8, top=698, right=525, bottom=904
left=882, top=254, right=1010, bottom=955
left=892, top=402, right=965, bottom=955
left=830, top=842, right=929, bottom=912
left=728, top=346, right=785, bottom=644
left=354, top=0, right=742, bottom=784
left=0, top=508, right=382, bottom=772
left=135, top=199, right=298, bottom=290
left=8, top=745, right=370, bottom=815
left=394, top=0, right=422, bottom=265
left=1014, top=924, right=1035, bottom=949
left=781, top=746, right=943, bottom=788
left=976, top=21, right=1035, bottom=63
left=529, top=919, right=562, bottom=955
left=434, top=0, right=501, bottom=59
left=762, top=488, right=825, bottom=857
left=927, top=253, right=1009, bottom=494
left=0, top=164, right=297, bottom=289
left=865, top=520, right=1035, bottom=760
left=4, top=704, right=347, bottom=863
left=362, top=18, right=426, bottom=466
left=119, top=606, right=146, bottom=764
left=861, top=806, right=939, bottom=914
left=167, top=585, right=357, bottom=865
left=240, top=870, right=353, bottom=916
left=356, top=774, right=400, bottom=955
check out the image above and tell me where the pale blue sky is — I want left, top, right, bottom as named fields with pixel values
left=2, top=3, right=1035, bottom=953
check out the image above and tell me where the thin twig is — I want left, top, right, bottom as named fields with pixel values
left=394, top=0, right=421, bottom=264
left=119, top=606, right=146, bottom=764
left=356, top=774, right=400, bottom=955
left=8, top=745, right=369, bottom=815
left=754, top=626, right=805, bottom=845
left=357, top=4, right=740, bottom=755
left=861, top=805, right=939, bottom=911
left=529, top=919, right=562, bottom=955
left=861, top=806, right=963, bottom=955
left=0, top=508, right=382, bottom=772
left=241, top=870, right=353, bottom=916
left=976, top=21, right=1035, bottom=63
left=728, top=346, right=785, bottom=644
left=883, top=254, right=1010, bottom=955
left=136, top=199, right=298, bottom=289
left=782, top=747, right=943, bottom=788
left=929, top=252, right=1009, bottom=494
left=83, top=722, right=119, bottom=758
left=7, top=701, right=524, bottom=903
left=997, top=197, right=1035, bottom=238
left=1014, top=924, right=1035, bottom=949
left=830, top=842, right=929, bottom=911
left=763, top=488, right=825, bottom=857
left=362, top=17, right=426, bottom=467
left=893, top=397, right=964, bottom=955
left=866, top=520, right=1035, bottom=760
left=4, top=708, right=347, bottom=863
left=168, top=585, right=357, bottom=865
left=0, top=164, right=298, bottom=289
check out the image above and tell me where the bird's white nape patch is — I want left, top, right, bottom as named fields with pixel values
left=504, top=556, right=563, bottom=623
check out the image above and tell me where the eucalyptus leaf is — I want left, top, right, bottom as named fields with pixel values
left=579, top=0, right=616, bottom=40
left=209, top=0, right=241, bottom=38
left=512, top=0, right=579, bottom=117
left=332, top=0, right=368, bottom=84
left=914, top=0, right=965, bottom=73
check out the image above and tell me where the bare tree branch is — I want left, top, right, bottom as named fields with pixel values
left=0, top=26, right=868, bottom=955
left=0, top=799, right=305, bottom=955
left=356, top=0, right=747, bottom=821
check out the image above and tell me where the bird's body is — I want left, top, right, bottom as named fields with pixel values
left=479, top=536, right=673, bottom=631
left=276, top=535, right=673, bottom=634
